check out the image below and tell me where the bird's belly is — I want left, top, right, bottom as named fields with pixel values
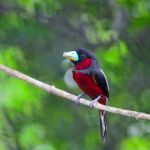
left=73, top=72, right=104, bottom=98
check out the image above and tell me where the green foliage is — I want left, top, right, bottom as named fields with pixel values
left=0, top=47, right=42, bottom=115
left=99, top=41, right=128, bottom=65
left=19, top=123, right=56, bottom=150
left=95, top=41, right=129, bottom=88
left=120, top=137, right=150, bottom=150
left=0, top=46, right=27, bottom=68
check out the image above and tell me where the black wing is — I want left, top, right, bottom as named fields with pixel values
left=92, top=69, right=109, bottom=98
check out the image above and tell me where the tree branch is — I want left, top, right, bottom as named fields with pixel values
left=0, top=64, right=150, bottom=120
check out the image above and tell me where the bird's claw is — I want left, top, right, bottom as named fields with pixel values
left=89, top=95, right=102, bottom=109
left=75, top=98, right=80, bottom=106
left=75, top=93, right=85, bottom=106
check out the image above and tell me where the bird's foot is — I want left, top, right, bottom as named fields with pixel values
left=89, top=95, right=102, bottom=109
left=75, top=93, right=86, bottom=106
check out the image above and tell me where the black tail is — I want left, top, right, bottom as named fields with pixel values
left=99, top=110, right=107, bottom=143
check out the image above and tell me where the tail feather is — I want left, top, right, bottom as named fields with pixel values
left=99, top=110, right=107, bottom=143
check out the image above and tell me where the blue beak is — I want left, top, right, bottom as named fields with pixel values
left=63, top=51, right=79, bottom=61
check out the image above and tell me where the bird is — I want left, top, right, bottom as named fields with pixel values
left=63, top=48, right=109, bottom=142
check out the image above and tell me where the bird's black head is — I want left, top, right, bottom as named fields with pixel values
left=63, top=48, right=96, bottom=65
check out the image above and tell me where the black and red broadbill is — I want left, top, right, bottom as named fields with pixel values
left=63, top=48, right=109, bottom=142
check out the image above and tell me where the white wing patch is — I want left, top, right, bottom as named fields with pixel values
left=100, top=69, right=110, bottom=91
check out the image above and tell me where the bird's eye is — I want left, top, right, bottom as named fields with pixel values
left=80, top=54, right=87, bottom=59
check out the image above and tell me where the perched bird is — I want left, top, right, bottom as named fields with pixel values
left=63, top=48, right=109, bottom=142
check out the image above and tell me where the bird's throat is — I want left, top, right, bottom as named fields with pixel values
left=74, top=58, right=91, bottom=70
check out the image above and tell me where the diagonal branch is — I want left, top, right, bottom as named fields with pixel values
left=0, top=64, right=150, bottom=120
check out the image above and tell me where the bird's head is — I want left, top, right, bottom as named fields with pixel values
left=63, top=48, right=95, bottom=65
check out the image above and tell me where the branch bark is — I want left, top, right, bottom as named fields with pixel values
left=0, top=64, right=150, bottom=120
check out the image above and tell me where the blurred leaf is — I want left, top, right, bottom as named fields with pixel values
left=0, top=47, right=43, bottom=115
left=0, top=13, right=23, bottom=29
left=33, top=144, right=56, bottom=150
left=0, top=46, right=27, bottom=69
left=0, top=78, right=42, bottom=115
left=140, top=89, right=150, bottom=111
left=119, top=137, right=150, bottom=150
left=19, top=124, right=48, bottom=149
left=99, top=41, right=128, bottom=65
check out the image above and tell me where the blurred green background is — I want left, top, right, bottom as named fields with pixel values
left=0, top=0, right=150, bottom=150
